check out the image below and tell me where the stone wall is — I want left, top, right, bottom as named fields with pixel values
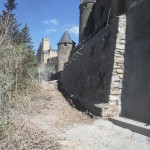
left=37, top=38, right=58, bottom=64
left=79, top=2, right=95, bottom=43
left=60, top=0, right=150, bottom=122
left=94, top=0, right=118, bottom=31
left=79, top=0, right=127, bottom=45
left=109, top=15, right=126, bottom=115
left=94, top=0, right=127, bottom=31
left=60, top=15, right=126, bottom=117
left=121, top=0, right=150, bottom=123
left=45, top=57, right=58, bottom=73
left=58, top=43, right=73, bottom=72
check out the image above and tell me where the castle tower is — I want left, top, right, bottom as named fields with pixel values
left=41, top=38, right=52, bottom=64
left=57, top=31, right=75, bottom=72
left=79, top=0, right=96, bottom=43
left=42, top=38, right=52, bottom=51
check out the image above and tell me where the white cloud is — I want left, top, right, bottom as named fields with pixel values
left=45, top=28, right=57, bottom=34
left=42, top=19, right=58, bottom=25
left=50, top=19, right=58, bottom=25
left=42, top=20, right=49, bottom=24
left=68, top=26, right=79, bottom=35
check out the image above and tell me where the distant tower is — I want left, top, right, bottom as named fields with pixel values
left=42, top=38, right=51, bottom=51
left=79, top=0, right=96, bottom=43
left=41, top=38, right=52, bottom=64
left=57, top=31, right=75, bottom=72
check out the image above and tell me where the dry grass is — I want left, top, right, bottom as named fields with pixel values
left=0, top=81, right=92, bottom=150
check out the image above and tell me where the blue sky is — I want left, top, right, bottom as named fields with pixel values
left=0, top=0, right=80, bottom=51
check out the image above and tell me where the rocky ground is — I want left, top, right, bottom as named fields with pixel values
left=0, top=81, right=150, bottom=150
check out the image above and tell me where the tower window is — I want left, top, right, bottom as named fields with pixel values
left=84, top=4, right=87, bottom=8
left=64, top=43, right=67, bottom=46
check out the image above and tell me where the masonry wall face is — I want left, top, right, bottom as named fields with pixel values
left=79, top=3, right=95, bottom=42
left=61, top=19, right=118, bottom=105
left=94, top=0, right=119, bottom=31
left=58, top=44, right=73, bottom=71
left=121, top=0, right=150, bottom=123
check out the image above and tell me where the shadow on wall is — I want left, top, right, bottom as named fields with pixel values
left=60, top=19, right=119, bottom=115
left=121, top=0, right=150, bottom=123
left=82, top=3, right=95, bottom=41
left=50, top=71, right=61, bottom=81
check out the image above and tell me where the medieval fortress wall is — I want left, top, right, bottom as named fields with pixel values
left=61, top=14, right=126, bottom=117
left=121, top=0, right=150, bottom=122
left=37, top=31, right=75, bottom=79
left=37, top=38, right=58, bottom=64
left=60, top=0, right=150, bottom=123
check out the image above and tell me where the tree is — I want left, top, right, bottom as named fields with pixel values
left=4, top=0, right=17, bottom=13
left=0, top=0, right=37, bottom=106
left=0, top=0, right=18, bottom=46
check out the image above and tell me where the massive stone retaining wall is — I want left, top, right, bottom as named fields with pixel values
left=60, top=0, right=150, bottom=123
left=121, top=0, right=150, bottom=123
left=60, top=15, right=126, bottom=117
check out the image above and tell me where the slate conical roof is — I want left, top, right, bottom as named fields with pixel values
left=80, top=0, right=96, bottom=4
left=58, top=31, right=73, bottom=44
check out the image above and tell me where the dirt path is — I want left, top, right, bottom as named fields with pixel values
left=1, top=81, right=150, bottom=150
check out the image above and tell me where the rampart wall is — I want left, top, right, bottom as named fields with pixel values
left=60, top=15, right=126, bottom=117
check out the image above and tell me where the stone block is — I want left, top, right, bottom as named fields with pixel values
left=114, top=65, right=122, bottom=69
left=118, top=27, right=125, bottom=33
left=111, top=90, right=121, bottom=95
left=101, top=108, right=110, bottom=117
left=116, top=69, right=124, bottom=74
left=117, top=33, right=126, bottom=40
left=119, top=74, right=123, bottom=79
left=111, top=75, right=120, bottom=82
left=111, top=81, right=120, bottom=88
left=109, top=95, right=119, bottom=102
left=116, top=44, right=125, bottom=49
left=115, top=58, right=124, bottom=63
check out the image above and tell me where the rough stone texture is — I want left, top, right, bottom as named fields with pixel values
left=79, top=2, right=95, bottom=43
left=60, top=16, right=126, bottom=117
left=94, top=0, right=120, bottom=32
left=109, top=15, right=126, bottom=116
left=58, top=43, right=74, bottom=72
left=61, top=0, right=150, bottom=123
left=79, top=0, right=127, bottom=45
left=121, top=0, right=150, bottom=123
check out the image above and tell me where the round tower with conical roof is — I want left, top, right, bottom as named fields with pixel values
left=57, top=31, right=75, bottom=72
left=79, top=0, right=96, bottom=43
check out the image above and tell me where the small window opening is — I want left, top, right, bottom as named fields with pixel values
left=64, top=43, right=67, bottom=46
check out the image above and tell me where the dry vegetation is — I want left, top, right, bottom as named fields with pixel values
left=0, top=81, right=93, bottom=150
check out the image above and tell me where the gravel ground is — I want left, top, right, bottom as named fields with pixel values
left=1, top=81, right=150, bottom=150
left=58, top=119, right=150, bottom=150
